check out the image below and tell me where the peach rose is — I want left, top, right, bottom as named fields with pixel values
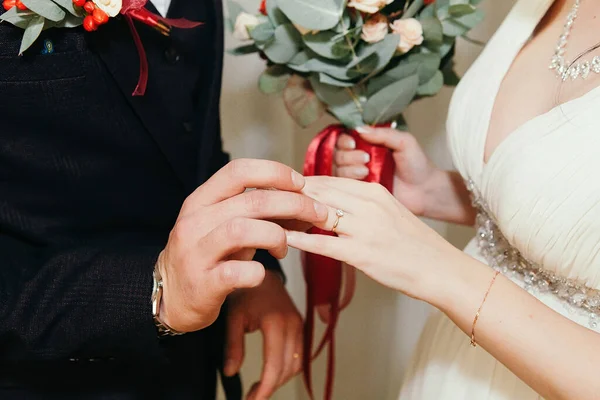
left=233, top=12, right=260, bottom=41
left=348, top=0, right=393, bottom=14
left=390, top=18, right=424, bottom=53
left=361, top=14, right=388, bottom=43
left=93, top=0, right=121, bottom=17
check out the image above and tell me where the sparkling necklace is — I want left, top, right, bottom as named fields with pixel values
left=549, top=0, right=600, bottom=81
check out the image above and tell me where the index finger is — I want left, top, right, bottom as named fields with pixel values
left=189, top=159, right=305, bottom=206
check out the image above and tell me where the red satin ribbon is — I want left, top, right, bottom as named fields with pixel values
left=302, top=124, right=395, bottom=400
left=121, top=0, right=203, bottom=96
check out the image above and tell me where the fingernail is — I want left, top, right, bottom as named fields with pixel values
left=347, top=138, right=356, bottom=149
left=356, top=126, right=372, bottom=134
left=362, top=152, right=370, bottom=163
left=291, top=170, right=305, bottom=189
left=313, top=202, right=328, bottom=220
left=356, top=166, right=369, bottom=177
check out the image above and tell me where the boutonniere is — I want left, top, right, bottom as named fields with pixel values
left=1, top=0, right=202, bottom=95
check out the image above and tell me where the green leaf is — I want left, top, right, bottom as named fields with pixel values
left=19, top=14, right=45, bottom=55
left=44, top=13, right=82, bottom=28
left=448, top=3, right=475, bottom=17
left=439, top=7, right=483, bottom=36
left=264, top=23, right=301, bottom=63
left=303, top=57, right=358, bottom=81
left=288, top=51, right=311, bottom=72
left=227, top=44, right=259, bottom=55
left=50, top=0, right=82, bottom=16
left=276, top=0, right=344, bottom=31
left=420, top=17, right=443, bottom=46
left=266, top=0, right=288, bottom=26
left=0, top=8, right=35, bottom=29
left=402, top=0, right=423, bottom=19
left=21, top=0, right=65, bottom=22
left=441, top=63, right=460, bottom=86
left=417, top=70, right=443, bottom=95
left=283, top=75, right=327, bottom=127
left=347, top=34, right=400, bottom=75
left=310, top=76, right=365, bottom=128
left=438, top=36, right=455, bottom=57
left=226, top=0, right=245, bottom=32
left=259, top=65, right=291, bottom=94
left=332, top=9, right=351, bottom=33
left=303, top=31, right=351, bottom=60
left=319, top=72, right=355, bottom=87
left=363, top=74, right=419, bottom=125
left=250, top=22, right=275, bottom=42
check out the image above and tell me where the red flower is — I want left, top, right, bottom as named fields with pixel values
left=424, top=0, right=435, bottom=4
left=259, top=0, right=267, bottom=15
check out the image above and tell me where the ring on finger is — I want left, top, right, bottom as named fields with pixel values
left=332, top=209, right=345, bottom=233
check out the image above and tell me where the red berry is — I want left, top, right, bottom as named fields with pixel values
left=83, top=1, right=95, bottom=13
left=2, top=0, right=16, bottom=10
left=72, top=0, right=85, bottom=6
left=15, top=0, right=27, bottom=10
left=83, top=15, right=97, bottom=31
left=92, top=8, right=108, bottom=25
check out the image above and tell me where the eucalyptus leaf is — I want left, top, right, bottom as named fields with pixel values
left=259, top=65, right=291, bottom=94
left=417, top=70, right=443, bottom=95
left=263, top=23, right=301, bottom=63
left=277, top=0, right=344, bottom=31
left=226, top=0, right=245, bottom=32
left=19, top=14, right=45, bottom=55
left=319, top=72, right=355, bottom=87
left=450, top=0, right=469, bottom=5
left=50, top=0, right=82, bottom=16
left=310, top=76, right=365, bottom=127
left=332, top=10, right=351, bottom=33
left=442, top=63, right=460, bottom=86
left=347, top=34, right=400, bottom=75
left=21, top=0, right=65, bottom=22
left=288, top=51, right=310, bottom=72
left=402, top=0, right=423, bottom=19
left=420, top=16, right=443, bottom=45
left=44, top=13, right=82, bottom=28
left=470, top=0, right=485, bottom=5
left=250, top=22, right=275, bottom=42
left=302, top=57, right=358, bottom=81
left=227, top=44, right=259, bottom=55
left=448, top=4, right=475, bottom=17
left=303, top=31, right=350, bottom=60
left=439, top=8, right=483, bottom=36
left=363, top=74, right=419, bottom=125
left=0, top=8, right=35, bottom=29
left=266, top=0, right=288, bottom=26
left=283, top=75, right=327, bottom=127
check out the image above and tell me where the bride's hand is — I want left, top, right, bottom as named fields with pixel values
left=334, top=126, right=439, bottom=217
left=286, top=176, right=464, bottom=299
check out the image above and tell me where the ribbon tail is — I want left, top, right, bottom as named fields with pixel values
left=124, top=14, right=149, bottom=96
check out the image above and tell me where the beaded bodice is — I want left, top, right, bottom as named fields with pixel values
left=467, top=180, right=600, bottom=330
left=446, top=0, right=600, bottom=331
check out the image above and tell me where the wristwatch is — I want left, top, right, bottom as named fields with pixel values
left=151, top=264, right=185, bottom=337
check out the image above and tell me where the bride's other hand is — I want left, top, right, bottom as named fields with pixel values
left=335, top=127, right=475, bottom=225
left=286, top=175, right=463, bottom=300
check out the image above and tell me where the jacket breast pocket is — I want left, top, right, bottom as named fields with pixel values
left=0, top=23, right=90, bottom=82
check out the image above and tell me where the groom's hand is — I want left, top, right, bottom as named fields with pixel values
left=224, top=271, right=303, bottom=400
left=156, top=159, right=327, bottom=333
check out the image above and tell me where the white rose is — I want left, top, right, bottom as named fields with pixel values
left=361, top=14, right=388, bottom=43
left=233, top=12, right=260, bottom=41
left=93, top=0, right=121, bottom=18
left=390, top=18, right=424, bottom=53
left=348, top=0, right=393, bottom=14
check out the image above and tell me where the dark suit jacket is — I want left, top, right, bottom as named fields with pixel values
left=0, top=0, right=280, bottom=398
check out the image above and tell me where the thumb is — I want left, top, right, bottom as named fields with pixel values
left=355, top=126, right=410, bottom=152
left=211, top=260, right=266, bottom=299
left=224, top=313, right=246, bottom=376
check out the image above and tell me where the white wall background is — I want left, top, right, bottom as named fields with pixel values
left=219, top=1, right=516, bottom=398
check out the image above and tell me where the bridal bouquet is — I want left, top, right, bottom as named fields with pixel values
left=228, top=0, right=483, bottom=398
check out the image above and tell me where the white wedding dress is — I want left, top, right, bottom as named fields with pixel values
left=399, top=0, right=600, bottom=398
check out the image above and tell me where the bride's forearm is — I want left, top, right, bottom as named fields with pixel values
left=421, top=170, right=476, bottom=226
left=426, top=254, right=600, bottom=400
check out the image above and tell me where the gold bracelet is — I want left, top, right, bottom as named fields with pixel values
left=470, top=270, right=499, bottom=347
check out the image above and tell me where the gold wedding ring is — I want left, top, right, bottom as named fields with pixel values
left=331, top=209, right=345, bottom=233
